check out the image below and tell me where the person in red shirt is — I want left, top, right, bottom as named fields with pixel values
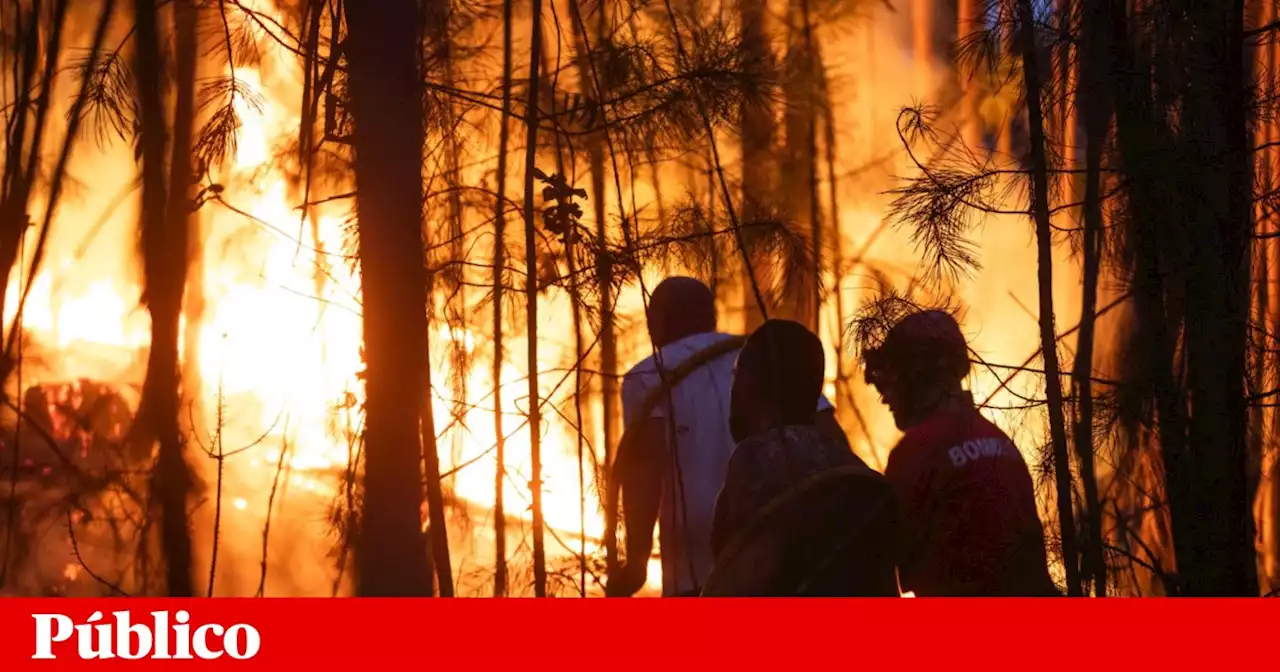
left=862, top=308, right=1059, bottom=596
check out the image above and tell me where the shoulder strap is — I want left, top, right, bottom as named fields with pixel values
left=628, top=334, right=747, bottom=427
left=604, top=334, right=747, bottom=579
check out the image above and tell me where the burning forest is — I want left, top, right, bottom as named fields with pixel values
left=0, top=0, right=1275, bottom=598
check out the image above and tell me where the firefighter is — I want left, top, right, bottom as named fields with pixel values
left=863, top=308, right=1059, bottom=596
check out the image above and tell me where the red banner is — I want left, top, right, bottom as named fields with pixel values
left=0, top=598, right=1272, bottom=669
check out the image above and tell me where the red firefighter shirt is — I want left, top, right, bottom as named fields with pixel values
left=883, top=405, right=1058, bottom=596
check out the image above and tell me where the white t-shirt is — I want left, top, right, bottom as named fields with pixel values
left=621, top=331, right=833, bottom=595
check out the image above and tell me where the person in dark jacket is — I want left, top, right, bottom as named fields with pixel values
left=704, top=319, right=900, bottom=596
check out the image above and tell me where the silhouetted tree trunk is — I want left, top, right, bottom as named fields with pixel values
left=344, top=0, right=435, bottom=597
left=1107, top=0, right=1194, bottom=595
left=420, top=0, right=458, bottom=599
left=1249, top=0, right=1272, bottom=593
left=492, top=0, right=514, bottom=598
left=181, top=0, right=207, bottom=480
left=566, top=0, right=621, bottom=578
left=1074, top=0, right=1110, bottom=596
left=998, top=16, right=1014, bottom=158
left=783, top=0, right=821, bottom=330
left=522, top=0, right=548, bottom=597
left=1178, top=0, right=1256, bottom=595
left=740, top=0, right=773, bottom=331
left=0, top=0, right=69, bottom=377
left=1267, top=5, right=1280, bottom=590
left=1264, top=0, right=1280, bottom=588
left=1016, top=0, right=1081, bottom=596
left=591, top=15, right=620, bottom=497
left=958, top=0, right=980, bottom=148
left=566, top=0, right=623, bottom=580
left=1108, top=0, right=1257, bottom=595
left=135, top=0, right=196, bottom=597
left=0, top=0, right=118, bottom=591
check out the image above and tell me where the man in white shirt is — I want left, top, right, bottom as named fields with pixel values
left=605, top=277, right=845, bottom=597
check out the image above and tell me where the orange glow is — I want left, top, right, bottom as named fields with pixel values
left=7, top=0, right=1079, bottom=597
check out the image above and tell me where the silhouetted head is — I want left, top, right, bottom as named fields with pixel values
left=729, top=319, right=825, bottom=443
left=646, top=277, right=716, bottom=348
left=863, top=309, right=971, bottom=430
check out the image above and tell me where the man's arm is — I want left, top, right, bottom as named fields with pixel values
left=606, top=416, right=667, bottom=596
left=619, top=417, right=666, bottom=562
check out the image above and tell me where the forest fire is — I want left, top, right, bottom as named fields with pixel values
left=1, top=0, right=1273, bottom=600
left=1, top=0, right=622, bottom=596
left=0, top=0, right=1072, bottom=598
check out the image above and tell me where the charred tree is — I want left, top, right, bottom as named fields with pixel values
left=1073, top=0, right=1111, bottom=596
left=0, top=1, right=69, bottom=373
left=1177, top=0, right=1255, bottom=595
left=492, top=0, right=514, bottom=598
left=1107, top=0, right=1258, bottom=595
left=567, top=0, right=621, bottom=579
left=958, top=0, right=980, bottom=148
left=419, top=0, right=458, bottom=599
left=181, top=0, right=207, bottom=469
left=1262, top=0, right=1280, bottom=593
left=1107, top=0, right=1195, bottom=596
left=782, top=0, right=821, bottom=330
left=343, top=0, right=435, bottom=597
left=134, top=0, right=197, bottom=597
left=522, top=0, right=548, bottom=597
left=587, top=0, right=619, bottom=518
left=740, top=0, right=775, bottom=331
left=1015, top=0, right=1082, bottom=596
left=0, top=0, right=115, bottom=592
